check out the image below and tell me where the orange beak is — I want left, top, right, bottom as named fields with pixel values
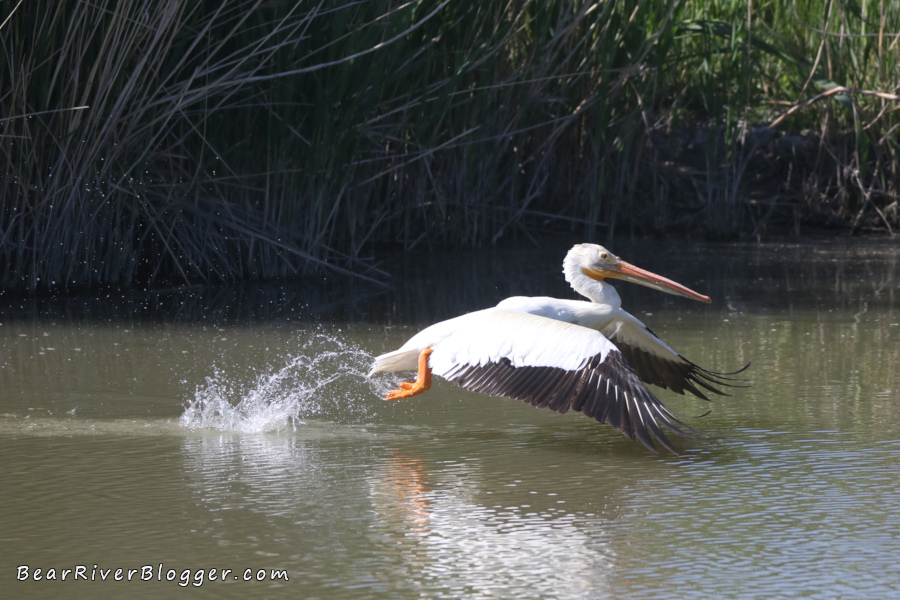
left=583, top=260, right=711, bottom=303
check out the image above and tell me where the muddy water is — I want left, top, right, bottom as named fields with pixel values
left=2, top=239, right=900, bottom=599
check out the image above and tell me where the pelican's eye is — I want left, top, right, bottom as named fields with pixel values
left=598, top=251, right=616, bottom=264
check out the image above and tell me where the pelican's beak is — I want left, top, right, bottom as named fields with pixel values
left=584, top=260, right=711, bottom=303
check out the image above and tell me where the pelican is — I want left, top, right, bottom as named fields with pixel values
left=369, top=243, right=747, bottom=454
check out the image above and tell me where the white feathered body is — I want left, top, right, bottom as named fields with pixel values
left=369, top=307, right=616, bottom=377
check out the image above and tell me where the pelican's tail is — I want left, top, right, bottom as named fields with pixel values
left=367, top=347, right=421, bottom=377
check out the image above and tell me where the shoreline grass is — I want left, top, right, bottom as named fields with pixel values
left=1, top=0, right=898, bottom=295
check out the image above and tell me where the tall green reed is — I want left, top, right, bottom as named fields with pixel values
left=670, top=0, right=899, bottom=236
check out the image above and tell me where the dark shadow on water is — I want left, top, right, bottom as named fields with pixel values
left=1, top=236, right=897, bottom=325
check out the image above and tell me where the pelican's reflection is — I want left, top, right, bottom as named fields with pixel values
left=368, top=450, right=615, bottom=597
left=370, top=454, right=433, bottom=535
left=180, top=428, right=618, bottom=597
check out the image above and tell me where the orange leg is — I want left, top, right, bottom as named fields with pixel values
left=385, top=348, right=433, bottom=400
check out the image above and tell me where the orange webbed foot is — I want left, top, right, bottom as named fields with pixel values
left=385, top=348, right=433, bottom=400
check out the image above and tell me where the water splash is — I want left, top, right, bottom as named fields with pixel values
left=181, top=332, right=385, bottom=432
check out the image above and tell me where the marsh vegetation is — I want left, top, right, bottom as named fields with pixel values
left=1, top=0, right=898, bottom=294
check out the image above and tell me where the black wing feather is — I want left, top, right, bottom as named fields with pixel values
left=611, top=332, right=750, bottom=401
left=443, top=350, right=702, bottom=455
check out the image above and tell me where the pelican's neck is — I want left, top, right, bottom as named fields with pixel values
left=563, top=255, right=621, bottom=308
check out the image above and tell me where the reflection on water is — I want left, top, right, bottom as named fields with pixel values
left=367, top=453, right=614, bottom=598
left=2, top=239, right=900, bottom=599
left=178, top=431, right=619, bottom=598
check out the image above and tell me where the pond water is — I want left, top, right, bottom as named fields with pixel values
left=2, top=238, right=899, bottom=599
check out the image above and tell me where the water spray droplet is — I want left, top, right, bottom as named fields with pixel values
left=180, top=333, right=387, bottom=432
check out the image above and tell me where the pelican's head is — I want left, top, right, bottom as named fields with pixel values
left=563, top=243, right=711, bottom=303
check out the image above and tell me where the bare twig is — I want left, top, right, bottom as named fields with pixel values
left=769, top=86, right=900, bottom=129
left=0, top=106, right=90, bottom=124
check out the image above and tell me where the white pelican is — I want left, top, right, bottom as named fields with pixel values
left=369, top=243, right=747, bottom=454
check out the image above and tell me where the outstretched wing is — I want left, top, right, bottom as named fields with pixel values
left=600, top=311, right=749, bottom=400
left=428, top=309, right=701, bottom=454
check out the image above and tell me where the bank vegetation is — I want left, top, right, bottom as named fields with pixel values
left=1, top=0, right=898, bottom=294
